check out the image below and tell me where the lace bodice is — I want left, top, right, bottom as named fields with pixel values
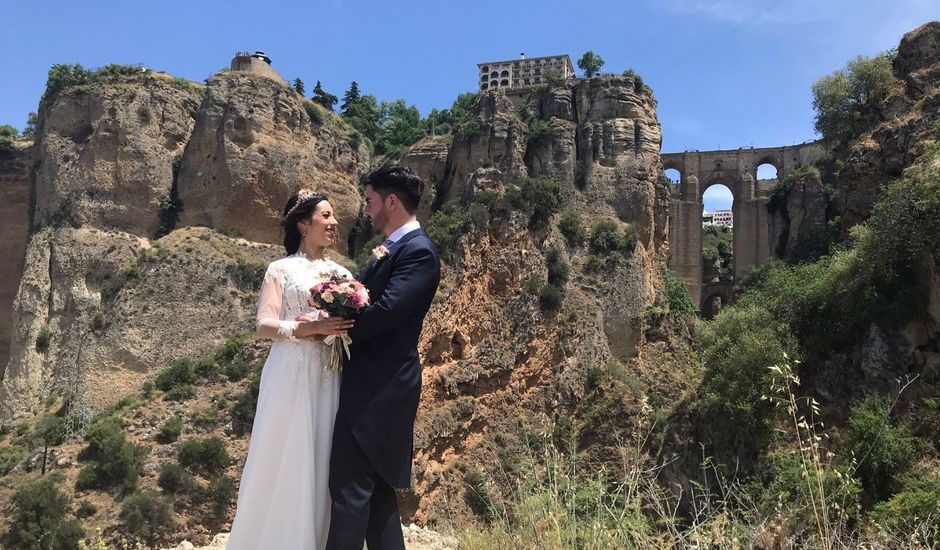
left=256, top=253, right=353, bottom=340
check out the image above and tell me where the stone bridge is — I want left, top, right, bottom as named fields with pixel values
left=663, top=142, right=826, bottom=310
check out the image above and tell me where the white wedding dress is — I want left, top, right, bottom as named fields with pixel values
left=227, top=252, right=351, bottom=550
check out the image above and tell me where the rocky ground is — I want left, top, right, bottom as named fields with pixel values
left=162, top=524, right=460, bottom=550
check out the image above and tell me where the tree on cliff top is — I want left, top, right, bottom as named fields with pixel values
left=312, top=81, right=338, bottom=111
left=811, top=52, right=897, bottom=144
left=578, top=51, right=605, bottom=77
left=341, top=81, right=361, bottom=115
left=292, top=78, right=305, bottom=95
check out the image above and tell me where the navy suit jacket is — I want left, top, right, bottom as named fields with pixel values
left=338, top=227, right=441, bottom=488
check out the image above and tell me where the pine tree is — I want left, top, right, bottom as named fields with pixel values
left=292, top=78, right=305, bottom=95
left=312, top=80, right=338, bottom=111
left=341, top=81, right=361, bottom=115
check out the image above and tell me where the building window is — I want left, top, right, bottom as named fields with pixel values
left=500, top=79, right=509, bottom=86
left=501, top=70, right=509, bottom=77
left=481, top=83, right=488, bottom=90
left=481, top=66, right=489, bottom=72
left=490, top=71, right=498, bottom=78
left=491, top=80, right=499, bottom=87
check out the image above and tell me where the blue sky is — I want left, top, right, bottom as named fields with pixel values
left=2, top=0, right=936, bottom=211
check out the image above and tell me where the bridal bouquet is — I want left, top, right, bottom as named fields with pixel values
left=308, top=276, right=371, bottom=371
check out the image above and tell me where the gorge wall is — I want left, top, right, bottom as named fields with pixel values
left=0, top=66, right=671, bottom=528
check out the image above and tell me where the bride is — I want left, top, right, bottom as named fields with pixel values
left=227, top=190, right=356, bottom=549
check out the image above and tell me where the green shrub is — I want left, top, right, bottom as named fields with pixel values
left=468, top=202, right=490, bottom=232
left=223, top=358, right=251, bottom=382
left=508, top=178, right=561, bottom=228
left=426, top=204, right=470, bottom=263
left=662, top=265, right=695, bottom=316
left=214, top=332, right=254, bottom=365
left=545, top=247, right=569, bottom=287
left=179, top=437, right=231, bottom=477
left=200, top=475, right=237, bottom=523
left=76, top=416, right=146, bottom=492
left=119, top=489, right=178, bottom=545
left=589, top=219, right=637, bottom=257
left=154, top=358, right=196, bottom=392
left=558, top=211, right=585, bottom=247
left=4, top=477, right=84, bottom=550
left=231, top=375, right=261, bottom=436
left=622, top=68, right=645, bottom=91
left=35, top=324, right=51, bottom=352
left=698, top=305, right=798, bottom=459
left=847, top=396, right=916, bottom=500
left=584, top=254, right=606, bottom=272
left=157, top=463, right=194, bottom=494
left=0, top=445, right=28, bottom=477
left=75, top=500, right=97, bottom=519
left=757, top=450, right=860, bottom=527
left=523, top=275, right=542, bottom=295
left=464, top=470, right=497, bottom=523
left=526, top=116, right=552, bottom=146
left=191, top=407, right=220, bottom=429
left=156, top=417, right=183, bottom=444
left=34, top=415, right=66, bottom=447
left=163, top=384, right=196, bottom=402
left=194, top=357, right=219, bottom=379
left=870, top=474, right=940, bottom=538
left=43, top=63, right=138, bottom=99
left=539, top=284, right=563, bottom=311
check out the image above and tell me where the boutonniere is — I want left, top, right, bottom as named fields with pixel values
left=372, top=245, right=389, bottom=261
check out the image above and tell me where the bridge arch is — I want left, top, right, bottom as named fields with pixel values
left=664, top=141, right=827, bottom=312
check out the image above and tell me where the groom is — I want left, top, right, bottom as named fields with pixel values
left=326, top=165, right=441, bottom=550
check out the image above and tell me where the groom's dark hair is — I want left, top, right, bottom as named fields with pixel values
left=361, top=165, right=424, bottom=214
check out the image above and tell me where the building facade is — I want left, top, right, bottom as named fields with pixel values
left=477, top=54, right=574, bottom=92
left=712, top=209, right=733, bottom=227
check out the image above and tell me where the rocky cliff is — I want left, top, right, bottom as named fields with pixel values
left=0, top=70, right=364, bottom=422
left=838, top=21, right=940, bottom=230
left=0, top=142, right=33, bottom=376
left=0, top=63, right=676, bottom=542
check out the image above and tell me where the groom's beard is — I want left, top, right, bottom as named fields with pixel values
left=370, top=210, right=389, bottom=236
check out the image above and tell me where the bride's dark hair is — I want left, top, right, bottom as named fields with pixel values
left=281, top=190, right=328, bottom=255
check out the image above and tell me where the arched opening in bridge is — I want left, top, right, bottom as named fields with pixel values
left=702, top=183, right=733, bottom=286
left=664, top=168, right=681, bottom=186
left=701, top=294, right=724, bottom=320
left=756, top=161, right=779, bottom=184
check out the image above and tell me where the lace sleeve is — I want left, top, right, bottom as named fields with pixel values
left=256, top=262, right=299, bottom=340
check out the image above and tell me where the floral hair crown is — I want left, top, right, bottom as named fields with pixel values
left=286, top=188, right=321, bottom=217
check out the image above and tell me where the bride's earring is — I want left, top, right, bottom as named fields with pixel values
left=301, top=229, right=308, bottom=238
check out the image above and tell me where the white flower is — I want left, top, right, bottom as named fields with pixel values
left=322, top=292, right=335, bottom=303
left=372, top=245, right=389, bottom=260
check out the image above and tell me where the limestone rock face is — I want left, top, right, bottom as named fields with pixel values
left=443, top=91, right=527, bottom=203
left=893, top=21, right=940, bottom=85
left=408, top=76, right=667, bottom=526
left=0, top=144, right=33, bottom=374
left=768, top=168, right=828, bottom=260
left=177, top=72, right=365, bottom=253
left=400, top=136, right=450, bottom=221
left=0, top=226, right=281, bottom=421
left=32, top=75, right=201, bottom=235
